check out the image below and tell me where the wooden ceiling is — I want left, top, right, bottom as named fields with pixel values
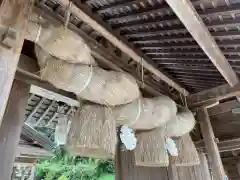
left=77, top=0, right=240, bottom=93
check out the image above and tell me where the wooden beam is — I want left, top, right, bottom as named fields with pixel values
left=197, top=107, right=225, bottom=180
left=187, top=84, right=240, bottom=107
left=0, top=0, right=32, bottom=125
left=21, top=124, right=57, bottom=152
left=16, top=144, right=53, bottom=158
left=57, top=0, right=189, bottom=96
left=165, top=0, right=239, bottom=88
left=196, top=138, right=240, bottom=152
left=208, top=100, right=240, bottom=116
left=30, top=85, right=80, bottom=107
left=0, top=80, right=30, bottom=180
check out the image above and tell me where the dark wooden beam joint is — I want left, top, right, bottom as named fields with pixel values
left=2, top=27, right=18, bottom=49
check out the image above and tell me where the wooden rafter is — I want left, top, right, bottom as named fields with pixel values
left=165, top=0, right=239, bottom=88
left=187, top=84, right=240, bottom=107
left=57, top=0, right=189, bottom=96
left=208, top=100, right=240, bottom=116
left=196, top=137, right=240, bottom=152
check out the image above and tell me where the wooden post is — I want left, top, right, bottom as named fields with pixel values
left=115, top=132, right=121, bottom=180
left=0, top=80, right=30, bottom=180
left=197, top=107, right=225, bottom=180
left=0, top=0, right=32, bottom=124
left=236, top=158, right=240, bottom=177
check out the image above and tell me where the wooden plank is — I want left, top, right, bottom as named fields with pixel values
left=0, top=80, right=30, bottom=180
left=16, top=144, right=53, bottom=158
left=0, top=0, right=32, bottom=124
left=21, top=124, right=57, bottom=151
left=197, top=107, right=225, bottom=180
left=165, top=0, right=239, bottom=88
left=187, top=84, right=240, bottom=107
left=196, top=138, right=240, bottom=152
left=30, top=85, right=80, bottom=107
left=58, top=0, right=189, bottom=96
left=208, top=100, right=240, bottom=116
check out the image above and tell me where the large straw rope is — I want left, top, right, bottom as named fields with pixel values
left=165, top=108, right=196, bottom=137
left=26, top=13, right=96, bottom=65
left=35, top=45, right=140, bottom=106
left=113, top=96, right=177, bottom=130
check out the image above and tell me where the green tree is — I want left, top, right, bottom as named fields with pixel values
left=36, top=148, right=115, bottom=180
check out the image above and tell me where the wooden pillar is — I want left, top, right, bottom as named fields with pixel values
left=236, top=158, right=240, bottom=177
left=0, top=0, right=32, bottom=124
left=115, top=142, right=121, bottom=180
left=0, top=80, right=30, bottom=180
left=197, top=107, right=225, bottom=180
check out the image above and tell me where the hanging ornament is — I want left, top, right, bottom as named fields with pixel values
left=120, top=125, right=137, bottom=150
left=166, top=137, right=178, bottom=156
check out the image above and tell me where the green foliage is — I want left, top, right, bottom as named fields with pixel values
left=99, top=174, right=115, bottom=180
left=36, top=148, right=115, bottom=180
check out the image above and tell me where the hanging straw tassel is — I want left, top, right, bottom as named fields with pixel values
left=192, top=153, right=211, bottom=180
left=169, top=153, right=211, bottom=180
left=66, top=105, right=117, bottom=159
left=171, top=133, right=200, bottom=166
left=134, top=127, right=169, bottom=167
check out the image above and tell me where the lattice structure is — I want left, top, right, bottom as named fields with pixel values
left=24, top=85, right=79, bottom=129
